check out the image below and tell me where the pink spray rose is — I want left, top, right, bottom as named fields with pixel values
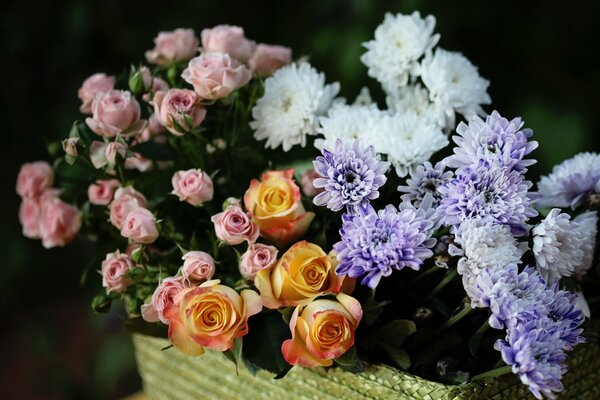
left=120, top=207, right=159, bottom=244
left=239, top=243, right=278, bottom=280
left=248, top=44, right=292, bottom=76
left=19, top=197, right=41, bottom=239
left=88, top=179, right=120, bottom=206
left=38, top=193, right=82, bottom=249
left=86, top=90, right=145, bottom=138
left=182, top=52, right=252, bottom=100
left=153, top=89, right=207, bottom=135
left=145, top=28, right=199, bottom=66
left=16, top=161, right=54, bottom=199
left=101, top=250, right=134, bottom=294
left=90, top=140, right=127, bottom=169
left=181, top=251, right=216, bottom=284
left=78, top=73, right=115, bottom=114
left=300, top=168, right=325, bottom=198
left=140, top=66, right=170, bottom=102
left=136, top=114, right=165, bottom=144
left=124, top=153, right=153, bottom=172
left=211, top=205, right=259, bottom=245
left=201, top=25, right=255, bottom=62
left=109, top=187, right=147, bottom=229
left=171, top=169, right=214, bottom=206
left=141, top=276, right=190, bottom=324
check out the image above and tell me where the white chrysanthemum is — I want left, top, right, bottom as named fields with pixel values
left=573, top=211, right=598, bottom=278
left=386, top=84, right=446, bottom=127
left=353, top=87, right=373, bottom=106
left=251, top=62, right=340, bottom=151
left=361, top=12, right=439, bottom=90
left=315, top=103, right=385, bottom=151
left=419, top=48, right=491, bottom=124
left=532, top=209, right=586, bottom=283
left=451, top=219, right=525, bottom=279
left=376, top=112, right=449, bottom=177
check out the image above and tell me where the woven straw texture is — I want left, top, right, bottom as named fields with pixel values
left=133, top=333, right=600, bottom=400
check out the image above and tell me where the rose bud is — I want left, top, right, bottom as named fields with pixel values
left=171, top=169, right=214, bottom=207
left=282, top=294, right=362, bottom=367
left=109, top=187, right=147, bottom=229
left=201, top=25, right=255, bottom=62
left=120, top=207, right=159, bottom=244
left=78, top=73, right=115, bottom=114
left=248, top=44, right=292, bottom=76
left=181, top=251, right=216, bottom=284
left=141, top=276, right=191, bottom=324
left=62, top=137, right=79, bottom=157
left=89, top=140, right=127, bottom=169
left=16, top=161, right=54, bottom=199
left=182, top=52, right=252, bottom=100
left=167, top=280, right=262, bottom=355
left=153, top=89, right=207, bottom=135
left=145, top=28, right=199, bottom=66
left=211, top=205, right=259, bottom=245
left=88, top=179, right=120, bottom=206
left=85, top=90, right=145, bottom=138
left=38, top=192, right=82, bottom=249
left=101, top=250, right=134, bottom=294
left=254, top=241, right=344, bottom=309
left=239, top=243, right=278, bottom=281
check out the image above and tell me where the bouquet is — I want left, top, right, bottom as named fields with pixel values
left=15, top=12, right=600, bottom=400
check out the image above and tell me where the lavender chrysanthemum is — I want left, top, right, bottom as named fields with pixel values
left=437, top=161, right=538, bottom=236
left=398, top=161, right=453, bottom=207
left=444, top=111, right=538, bottom=172
left=573, top=211, right=598, bottom=278
left=313, top=139, right=390, bottom=212
left=334, top=203, right=435, bottom=288
left=537, top=152, right=600, bottom=209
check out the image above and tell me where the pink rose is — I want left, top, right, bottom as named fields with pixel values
left=171, top=169, right=214, bottom=206
left=19, top=197, right=41, bottom=239
left=101, top=250, right=134, bottom=294
left=211, top=205, right=259, bottom=245
left=16, top=161, right=53, bottom=199
left=136, top=114, right=165, bottom=144
left=88, top=179, right=120, bottom=206
left=78, top=73, right=115, bottom=114
left=300, top=168, right=324, bottom=198
left=86, top=90, right=145, bottom=138
left=181, top=251, right=216, bottom=284
left=239, top=243, right=278, bottom=280
left=62, top=137, right=79, bottom=157
left=38, top=193, right=81, bottom=249
left=145, top=28, right=199, bottom=66
left=201, top=25, right=255, bottom=62
left=90, top=140, right=127, bottom=169
left=125, top=153, right=153, bottom=172
left=120, top=207, right=159, bottom=244
left=153, top=89, right=207, bottom=135
left=141, top=276, right=190, bottom=324
left=109, top=187, right=147, bottom=229
left=248, top=44, right=292, bottom=76
left=182, top=52, right=252, bottom=100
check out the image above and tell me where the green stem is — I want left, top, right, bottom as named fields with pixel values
left=425, top=268, right=458, bottom=300
left=471, top=365, right=512, bottom=382
left=436, top=302, right=473, bottom=333
left=411, top=265, right=442, bottom=285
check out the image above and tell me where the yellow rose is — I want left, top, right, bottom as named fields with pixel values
left=167, top=280, right=262, bottom=355
left=282, top=293, right=362, bottom=367
left=255, top=241, right=345, bottom=309
left=244, top=169, right=315, bottom=246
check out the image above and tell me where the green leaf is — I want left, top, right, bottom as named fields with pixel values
left=333, top=346, right=364, bottom=373
left=92, top=294, right=113, bottom=314
left=279, top=307, right=295, bottom=325
left=377, top=319, right=417, bottom=347
left=380, top=343, right=411, bottom=370
left=242, top=311, right=290, bottom=374
left=223, top=338, right=244, bottom=375
left=362, top=298, right=391, bottom=326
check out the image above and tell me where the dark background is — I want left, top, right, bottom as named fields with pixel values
left=2, top=1, right=599, bottom=398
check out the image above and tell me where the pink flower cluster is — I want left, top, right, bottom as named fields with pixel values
left=16, top=162, right=81, bottom=248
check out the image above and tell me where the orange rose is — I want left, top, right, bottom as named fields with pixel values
left=255, top=241, right=344, bottom=309
left=166, top=280, right=262, bottom=356
left=243, top=169, right=314, bottom=246
left=282, top=293, right=362, bottom=367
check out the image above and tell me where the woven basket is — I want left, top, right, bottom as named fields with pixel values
left=133, top=333, right=600, bottom=400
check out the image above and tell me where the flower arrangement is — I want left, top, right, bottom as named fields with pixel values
left=16, top=12, right=600, bottom=400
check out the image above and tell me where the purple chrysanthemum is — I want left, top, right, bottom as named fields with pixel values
left=444, top=111, right=538, bottom=172
left=537, top=152, right=600, bottom=209
left=397, top=161, right=453, bottom=207
left=545, top=289, right=586, bottom=350
left=313, top=139, right=390, bottom=212
left=437, top=161, right=538, bottom=236
left=334, top=203, right=435, bottom=288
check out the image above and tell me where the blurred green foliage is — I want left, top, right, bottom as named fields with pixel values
left=1, top=0, right=599, bottom=398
